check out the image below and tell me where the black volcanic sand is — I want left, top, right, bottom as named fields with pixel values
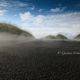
left=0, top=40, right=80, bottom=80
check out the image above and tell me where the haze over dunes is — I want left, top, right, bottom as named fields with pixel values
left=43, top=34, right=80, bottom=40
left=0, top=23, right=34, bottom=47
left=0, top=22, right=80, bottom=41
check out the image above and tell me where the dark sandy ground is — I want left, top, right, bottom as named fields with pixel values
left=0, top=39, right=80, bottom=80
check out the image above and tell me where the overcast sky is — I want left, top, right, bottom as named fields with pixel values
left=0, top=0, right=80, bottom=38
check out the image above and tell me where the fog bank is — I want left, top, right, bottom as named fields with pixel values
left=0, top=32, right=34, bottom=47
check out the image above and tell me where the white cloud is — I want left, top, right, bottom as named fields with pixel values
left=50, top=7, right=66, bottom=13
left=38, top=9, right=43, bottom=12
left=35, top=15, right=45, bottom=24
left=19, top=12, right=33, bottom=21
left=50, top=8, right=61, bottom=13
left=0, top=10, right=6, bottom=16
left=19, top=11, right=80, bottom=38
left=50, top=8, right=62, bottom=13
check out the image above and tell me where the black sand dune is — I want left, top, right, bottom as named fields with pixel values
left=0, top=39, right=80, bottom=80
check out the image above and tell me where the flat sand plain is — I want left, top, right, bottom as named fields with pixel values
left=0, top=35, right=80, bottom=79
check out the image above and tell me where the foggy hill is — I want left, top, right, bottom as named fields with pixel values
left=0, top=23, right=34, bottom=47
left=44, top=34, right=68, bottom=40
left=0, top=23, right=33, bottom=37
left=56, top=34, right=67, bottom=39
